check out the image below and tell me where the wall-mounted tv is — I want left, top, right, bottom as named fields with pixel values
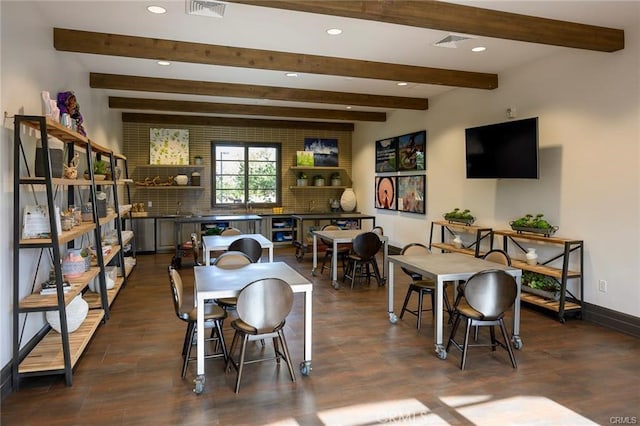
left=465, top=117, right=539, bottom=179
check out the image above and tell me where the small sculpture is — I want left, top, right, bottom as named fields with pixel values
left=63, top=153, right=80, bottom=179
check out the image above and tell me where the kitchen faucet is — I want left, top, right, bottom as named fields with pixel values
left=176, top=201, right=182, bottom=215
left=308, top=200, right=315, bottom=212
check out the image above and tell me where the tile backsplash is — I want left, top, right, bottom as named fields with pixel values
left=123, top=123, right=353, bottom=214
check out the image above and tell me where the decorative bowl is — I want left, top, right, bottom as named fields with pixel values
left=46, top=295, right=88, bottom=333
left=174, top=174, right=188, bottom=186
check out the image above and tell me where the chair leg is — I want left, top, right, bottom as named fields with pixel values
left=399, top=285, right=414, bottom=319
left=234, top=334, right=250, bottom=393
left=321, top=250, right=331, bottom=274
left=446, top=312, right=462, bottom=353
left=213, top=320, right=228, bottom=362
left=277, top=330, right=296, bottom=383
left=183, top=322, right=196, bottom=379
left=226, top=330, right=240, bottom=372
left=489, top=326, right=497, bottom=351
left=416, top=288, right=424, bottom=330
left=460, top=318, right=473, bottom=370
left=370, top=258, right=383, bottom=286
left=499, top=319, right=518, bottom=368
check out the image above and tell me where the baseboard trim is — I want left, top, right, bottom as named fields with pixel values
left=1, top=360, right=13, bottom=401
left=583, top=302, right=640, bottom=338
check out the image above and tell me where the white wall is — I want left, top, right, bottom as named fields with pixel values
left=0, top=2, right=122, bottom=370
left=353, top=20, right=640, bottom=317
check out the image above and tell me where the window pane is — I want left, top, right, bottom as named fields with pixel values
left=248, top=175, right=276, bottom=190
left=248, top=189, right=276, bottom=203
left=216, top=190, right=244, bottom=204
left=249, top=147, right=276, bottom=161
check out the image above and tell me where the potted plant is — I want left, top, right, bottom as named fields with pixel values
left=93, top=160, right=108, bottom=180
left=297, top=172, right=308, bottom=187
left=194, top=155, right=204, bottom=165
left=510, top=213, right=558, bottom=236
left=443, top=208, right=475, bottom=225
left=522, top=271, right=561, bottom=300
left=330, top=172, right=342, bottom=186
left=313, top=174, right=325, bottom=186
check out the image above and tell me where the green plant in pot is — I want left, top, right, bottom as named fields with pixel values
left=93, top=160, right=108, bottom=180
left=510, top=213, right=558, bottom=236
left=297, top=172, right=308, bottom=187
left=444, top=208, right=475, bottom=224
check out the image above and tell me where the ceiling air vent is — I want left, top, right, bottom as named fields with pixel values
left=186, top=0, right=227, bottom=18
left=433, top=33, right=475, bottom=48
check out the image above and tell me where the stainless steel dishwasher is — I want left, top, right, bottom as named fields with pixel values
left=131, top=218, right=156, bottom=253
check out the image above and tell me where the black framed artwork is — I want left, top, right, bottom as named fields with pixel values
left=398, top=130, right=426, bottom=171
left=375, top=176, right=396, bottom=210
left=375, top=137, right=398, bottom=172
left=397, top=175, right=425, bottom=214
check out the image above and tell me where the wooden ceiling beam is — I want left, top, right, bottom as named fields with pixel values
left=55, top=28, right=497, bottom=89
left=229, top=1, right=624, bottom=52
left=91, top=73, right=428, bottom=110
left=109, top=97, right=386, bottom=122
left=122, top=113, right=355, bottom=131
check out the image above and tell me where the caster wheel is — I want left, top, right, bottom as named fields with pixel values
left=513, top=336, right=523, bottom=350
left=388, top=313, right=398, bottom=324
left=193, top=376, right=205, bottom=394
left=435, top=346, right=447, bottom=360
left=300, top=361, right=312, bottom=376
left=332, top=281, right=340, bottom=290
left=311, top=268, right=317, bottom=277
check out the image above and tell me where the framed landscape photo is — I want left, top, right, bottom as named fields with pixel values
left=375, top=176, right=396, bottom=210
left=398, top=130, right=426, bottom=171
left=375, top=137, right=398, bottom=172
left=304, top=138, right=338, bottom=167
left=397, top=175, right=425, bottom=214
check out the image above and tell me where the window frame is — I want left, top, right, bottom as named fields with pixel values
left=211, top=141, right=281, bottom=209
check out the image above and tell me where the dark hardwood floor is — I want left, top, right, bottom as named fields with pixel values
left=3, top=247, right=639, bottom=425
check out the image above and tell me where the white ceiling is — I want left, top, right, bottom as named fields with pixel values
left=30, top=0, right=639, bottom=119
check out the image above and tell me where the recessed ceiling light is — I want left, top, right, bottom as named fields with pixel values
left=472, top=46, right=486, bottom=52
left=346, top=106, right=352, bottom=110
left=285, top=72, right=298, bottom=77
left=157, top=60, right=171, bottom=66
left=326, top=28, right=342, bottom=36
left=397, top=82, right=408, bottom=86
left=147, top=5, right=166, bottom=14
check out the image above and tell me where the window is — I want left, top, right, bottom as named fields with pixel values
left=212, top=142, right=280, bottom=208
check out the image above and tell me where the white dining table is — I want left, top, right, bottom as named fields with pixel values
left=387, top=252, right=523, bottom=360
left=193, top=261, right=313, bottom=394
left=311, top=229, right=388, bottom=289
left=201, top=233, right=274, bottom=265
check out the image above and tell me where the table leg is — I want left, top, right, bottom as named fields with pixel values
left=331, top=239, right=339, bottom=289
left=268, top=246, right=273, bottom=263
left=194, top=293, right=206, bottom=393
left=311, top=234, right=318, bottom=276
left=381, top=240, right=388, bottom=286
left=204, top=244, right=210, bottom=266
left=434, top=278, right=447, bottom=360
left=387, top=266, right=398, bottom=323
left=299, top=289, right=313, bottom=376
left=512, top=274, right=523, bottom=349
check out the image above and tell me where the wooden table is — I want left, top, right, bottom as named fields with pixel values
left=201, top=233, right=274, bottom=264
left=387, top=252, right=522, bottom=359
left=312, top=229, right=388, bottom=289
left=193, top=262, right=313, bottom=394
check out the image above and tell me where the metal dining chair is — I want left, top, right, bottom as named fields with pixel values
left=320, top=224, right=350, bottom=274
left=399, top=243, right=453, bottom=330
left=343, top=232, right=383, bottom=288
left=446, top=269, right=518, bottom=370
left=168, top=266, right=228, bottom=379
left=228, top=237, right=263, bottom=263
left=212, top=251, right=254, bottom=313
left=220, top=227, right=242, bottom=236
left=226, top=278, right=296, bottom=393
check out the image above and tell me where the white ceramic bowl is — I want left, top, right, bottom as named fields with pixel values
left=175, top=175, right=188, bottom=186
left=46, top=295, right=88, bottom=333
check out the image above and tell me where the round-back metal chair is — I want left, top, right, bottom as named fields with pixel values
left=343, top=232, right=383, bottom=288
left=399, top=243, right=453, bottom=330
left=226, top=278, right=296, bottom=393
left=212, top=251, right=254, bottom=312
left=228, top=237, right=263, bottom=263
left=320, top=224, right=351, bottom=273
left=221, top=227, right=242, bottom=236
left=168, top=266, right=227, bottom=378
left=446, top=269, right=518, bottom=370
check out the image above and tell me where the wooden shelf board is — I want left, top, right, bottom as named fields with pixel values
left=511, top=259, right=581, bottom=279
left=432, top=220, right=490, bottom=231
left=290, top=166, right=346, bottom=171
left=18, top=309, right=104, bottom=373
left=19, top=222, right=96, bottom=246
left=136, top=164, right=204, bottom=169
left=520, top=292, right=582, bottom=312
left=493, top=229, right=582, bottom=244
left=21, top=117, right=90, bottom=147
left=100, top=245, right=121, bottom=265
left=134, top=186, right=204, bottom=189
left=20, top=268, right=100, bottom=309
left=85, top=277, right=124, bottom=309
left=430, top=242, right=477, bottom=257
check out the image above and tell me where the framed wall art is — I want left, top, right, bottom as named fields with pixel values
left=397, top=175, right=425, bottom=214
left=150, top=128, right=189, bottom=165
left=304, top=138, right=338, bottom=166
left=375, top=137, right=398, bottom=172
left=398, top=130, right=426, bottom=171
left=375, top=176, right=396, bottom=210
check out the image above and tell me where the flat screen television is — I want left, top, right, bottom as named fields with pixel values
left=465, top=117, right=539, bottom=179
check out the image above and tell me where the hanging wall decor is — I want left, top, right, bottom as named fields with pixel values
left=304, top=138, right=338, bottom=167
left=375, top=137, right=398, bottom=172
left=150, top=128, right=189, bottom=165
left=398, top=130, right=426, bottom=171
left=375, top=176, right=396, bottom=210
left=397, top=175, right=426, bottom=214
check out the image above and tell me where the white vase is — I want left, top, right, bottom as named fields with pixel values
left=46, top=294, right=88, bottom=333
left=340, top=188, right=356, bottom=212
left=526, top=248, right=538, bottom=265
left=453, top=235, right=463, bottom=249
